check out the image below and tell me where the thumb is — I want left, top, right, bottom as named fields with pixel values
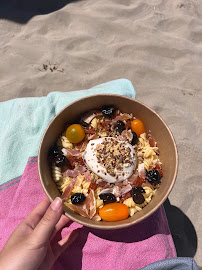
left=30, top=197, right=63, bottom=246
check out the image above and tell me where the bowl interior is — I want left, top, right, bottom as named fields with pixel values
left=38, top=94, right=178, bottom=229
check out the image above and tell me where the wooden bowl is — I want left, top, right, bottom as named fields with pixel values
left=38, top=94, right=178, bottom=229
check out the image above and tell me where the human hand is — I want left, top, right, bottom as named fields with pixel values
left=0, top=197, right=79, bottom=270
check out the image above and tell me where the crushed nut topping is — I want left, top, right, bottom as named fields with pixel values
left=95, top=137, right=134, bottom=177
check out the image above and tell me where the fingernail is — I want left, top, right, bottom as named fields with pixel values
left=51, top=197, right=62, bottom=211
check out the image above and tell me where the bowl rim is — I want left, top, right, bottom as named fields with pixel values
left=38, top=94, right=178, bottom=229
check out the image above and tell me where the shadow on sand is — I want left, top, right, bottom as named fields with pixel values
left=163, top=199, right=198, bottom=258
left=0, top=0, right=80, bottom=24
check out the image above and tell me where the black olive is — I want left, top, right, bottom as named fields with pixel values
left=131, top=186, right=145, bottom=196
left=99, top=193, right=116, bottom=204
left=146, top=169, right=160, bottom=185
left=55, top=155, right=67, bottom=167
left=101, top=106, right=115, bottom=117
left=48, top=146, right=61, bottom=158
left=132, top=193, right=145, bottom=204
left=114, top=120, right=125, bottom=134
left=71, top=193, right=86, bottom=205
left=131, top=132, right=138, bottom=145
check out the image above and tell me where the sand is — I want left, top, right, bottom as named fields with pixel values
left=0, top=0, right=202, bottom=267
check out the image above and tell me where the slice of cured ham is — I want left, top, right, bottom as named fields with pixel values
left=83, top=170, right=92, bottom=182
left=128, top=172, right=145, bottom=187
left=61, top=177, right=77, bottom=200
left=62, top=148, right=82, bottom=157
left=113, top=186, right=121, bottom=197
left=92, top=214, right=102, bottom=221
left=64, top=202, right=89, bottom=218
left=75, top=141, right=89, bottom=152
left=142, top=180, right=153, bottom=188
left=149, top=136, right=156, bottom=147
left=65, top=190, right=96, bottom=219
left=76, top=166, right=87, bottom=174
left=113, top=113, right=132, bottom=122
left=97, top=181, right=111, bottom=189
left=138, top=163, right=146, bottom=179
left=85, top=190, right=96, bottom=219
left=128, top=172, right=138, bottom=184
left=63, top=166, right=87, bottom=177
left=118, top=130, right=133, bottom=142
left=120, top=191, right=131, bottom=202
left=63, top=169, right=79, bottom=178
left=87, top=134, right=99, bottom=141
left=120, top=184, right=132, bottom=195
left=83, top=127, right=96, bottom=134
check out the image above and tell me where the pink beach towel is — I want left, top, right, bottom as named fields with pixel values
left=0, top=157, right=176, bottom=270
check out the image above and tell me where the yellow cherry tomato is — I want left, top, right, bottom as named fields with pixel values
left=99, top=203, right=129, bottom=222
left=131, top=119, right=146, bottom=137
left=66, top=124, right=85, bottom=143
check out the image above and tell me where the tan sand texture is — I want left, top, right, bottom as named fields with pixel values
left=0, top=0, right=202, bottom=266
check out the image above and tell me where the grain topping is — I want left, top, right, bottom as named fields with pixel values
left=95, top=137, right=134, bottom=177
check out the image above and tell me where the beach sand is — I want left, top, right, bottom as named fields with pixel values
left=0, top=0, right=202, bottom=267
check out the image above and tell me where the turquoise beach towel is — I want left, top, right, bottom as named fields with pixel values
left=0, top=79, right=135, bottom=187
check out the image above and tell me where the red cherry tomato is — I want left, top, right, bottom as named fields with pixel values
left=131, top=119, right=146, bottom=137
left=99, top=203, right=129, bottom=222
